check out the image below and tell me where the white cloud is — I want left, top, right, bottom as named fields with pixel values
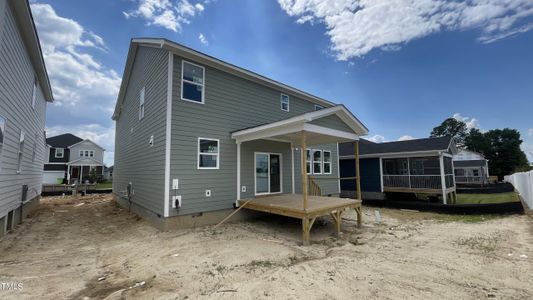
left=368, top=134, right=387, bottom=143
left=398, top=135, right=414, bottom=141
left=124, top=0, right=207, bottom=32
left=198, top=33, right=209, bottom=45
left=32, top=3, right=120, bottom=165
left=453, top=113, right=480, bottom=130
left=278, top=0, right=533, bottom=60
left=46, top=124, right=115, bottom=166
left=528, top=128, right=533, bottom=137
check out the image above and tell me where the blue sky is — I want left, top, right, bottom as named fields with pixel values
left=30, top=0, right=533, bottom=166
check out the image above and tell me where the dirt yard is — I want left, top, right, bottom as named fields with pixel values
left=1, top=195, right=532, bottom=299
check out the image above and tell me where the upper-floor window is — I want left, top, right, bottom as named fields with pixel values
left=314, top=104, right=324, bottom=111
left=181, top=61, right=205, bottom=104
left=139, top=87, right=145, bottom=120
left=55, top=148, right=64, bottom=158
left=32, top=80, right=37, bottom=109
left=0, top=116, right=5, bottom=169
left=198, top=138, right=219, bottom=169
left=17, top=131, right=25, bottom=173
left=281, top=94, right=289, bottom=112
left=79, top=150, right=95, bottom=158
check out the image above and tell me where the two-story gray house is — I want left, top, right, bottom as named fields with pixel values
left=43, top=133, right=105, bottom=184
left=112, top=38, right=368, bottom=233
left=0, top=0, right=53, bottom=237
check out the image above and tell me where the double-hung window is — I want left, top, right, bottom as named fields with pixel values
left=323, top=151, right=332, bottom=174
left=55, top=148, right=64, bottom=158
left=17, top=131, right=25, bottom=173
left=306, top=149, right=311, bottom=174
left=280, top=94, right=289, bottom=112
left=181, top=61, right=205, bottom=103
left=139, top=87, right=145, bottom=120
left=198, top=138, right=219, bottom=169
left=313, top=150, right=322, bottom=174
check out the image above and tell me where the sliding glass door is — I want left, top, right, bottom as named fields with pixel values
left=255, top=153, right=282, bottom=195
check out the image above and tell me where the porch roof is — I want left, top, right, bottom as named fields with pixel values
left=231, top=105, right=368, bottom=145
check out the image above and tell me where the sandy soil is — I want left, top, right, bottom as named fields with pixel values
left=1, top=194, right=532, bottom=300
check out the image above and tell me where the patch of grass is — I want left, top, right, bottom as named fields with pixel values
left=436, top=214, right=500, bottom=223
left=456, top=192, right=519, bottom=205
left=455, top=234, right=501, bottom=253
left=96, top=182, right=112, bottom=189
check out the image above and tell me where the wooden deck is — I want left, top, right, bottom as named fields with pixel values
left=238, top=194, right=362, bottom=245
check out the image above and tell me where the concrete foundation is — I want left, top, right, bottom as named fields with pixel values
left=114, top=193, right=261, bottom=231
left=0, top=195, right=40, bottom=240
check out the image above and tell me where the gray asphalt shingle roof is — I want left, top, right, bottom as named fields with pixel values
left=339, top=136, right=453, bottom=156
left=46, top=133, right=83, bottom=148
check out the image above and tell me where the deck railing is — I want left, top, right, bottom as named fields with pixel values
left=383, top=175, right=443, bottom=190
left=455, top=176, right=485, bottom=184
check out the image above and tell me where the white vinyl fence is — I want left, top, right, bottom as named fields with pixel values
left=505, top=170, right=533, bottom=210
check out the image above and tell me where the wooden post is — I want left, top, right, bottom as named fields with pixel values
left=300, top=132, right=308, bottom=210
left=355, top=140, right=362, bottom=200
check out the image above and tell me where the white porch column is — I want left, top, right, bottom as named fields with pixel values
left=236, top=142, right=241, bottom=203
left=291, top=147, right=295, bottom=194
left=66, top=165, right=70, bottom=183
left=80, top=165, right=83, bottom=183
left=439, top=154, right=447, bottom=205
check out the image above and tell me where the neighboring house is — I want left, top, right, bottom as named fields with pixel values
left=339, top=137, right=458, bottom=204
left=43, top=133, right=105, bottom=184
left=112, top=38, right=368, bottom=229
left=103, top=166, right=113, bottom=181
left=0, top=0, right=54, bottom=236
left=453, top=149, right=489, bottom=185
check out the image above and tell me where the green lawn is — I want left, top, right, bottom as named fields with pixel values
left=95, top=182, right=112, bottom=189
left=455, top=192, right=520, bottom=205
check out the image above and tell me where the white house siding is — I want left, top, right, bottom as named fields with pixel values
left=70, top=140, right=104, bottom=163
left=0, top=0, right=47, bottom=219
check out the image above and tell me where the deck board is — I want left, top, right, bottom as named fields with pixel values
left=238, top=194, right=361, bottom=219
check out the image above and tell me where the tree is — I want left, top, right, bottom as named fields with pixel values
left=482, top=128, right=529, bottom=180
left=430, top=118, right=468, bottom=144
left=464, top=128, right=490, bottom=153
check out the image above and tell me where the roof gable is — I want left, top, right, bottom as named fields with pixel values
left=46, top=133, right=83, bottom=148
left=68, top=139, right=105, bottom=151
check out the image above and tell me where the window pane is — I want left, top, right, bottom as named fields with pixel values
left=323, top=151, right=331, bottom=162
left=183, top=81, right=203, bottom=102
left=199, top=154, right=217, bottom=168
left=324, top=163, right=331, bottom=174
left=256, top=154, right=268, bottom=193
left=199, top=139, right=218, bottom=153
left=183, top=62, right=204, bottom=84
left=313, top=150, right=321, bottom=162
left=313, top=162, right=321, bottom=174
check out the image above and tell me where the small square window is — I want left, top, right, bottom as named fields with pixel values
left=198, top=138, right=219, bottom=169
left=55, top=148, right=64, bottom=158
left=181, top=61, right=205, bottom=103
left=281, top=94, right=289, bottom=112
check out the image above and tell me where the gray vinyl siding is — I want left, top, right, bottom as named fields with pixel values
left=169, top=54, right=340, bottom=215
left=309, top=115, right=354, bottom=133
left=293, top=145, right=340, bottom=195
left=113, top=46, right=168, bottom=216
left=70, top=141, right=104, bottom=163
left=0, top=0, right=47, bottom=218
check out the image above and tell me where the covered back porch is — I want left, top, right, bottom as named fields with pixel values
left=231, top=106, right=368, bottom=245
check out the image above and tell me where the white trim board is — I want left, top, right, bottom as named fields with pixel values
left=164, top=52, right=173, bottom=217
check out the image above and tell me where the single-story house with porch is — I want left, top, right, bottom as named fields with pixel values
left=112, top=38, right=368, bottom=244
left=453, top=149, right=489, bottom=185
left=339, top=136, right=458, bottom=204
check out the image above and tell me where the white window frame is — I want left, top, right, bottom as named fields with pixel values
left=197, top=137, right=219, bottom=169
left=280, top=94, right=289, bottom=112
left=32, top=80, right=37, bottom=109
left=314, top=104, right=324, bottom=111
left=181, top=60, right=205, bottom=104
left=89, top=150, right=94, bottom=157
left=313, top=150, right=322, bottom=175
left=17, top=131, right=25, bottom=173
left=139, top=87, right=145, bottom=120
left=55, top=147, right=64, bottom=158
left=323, top=150, right=332, bottom=174
left=79, top=150, right=83, bottom=157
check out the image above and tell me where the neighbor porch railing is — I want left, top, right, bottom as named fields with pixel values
left=455, top=176, right=485, bottom=184
left=383, top=175, right=442, bottom=190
